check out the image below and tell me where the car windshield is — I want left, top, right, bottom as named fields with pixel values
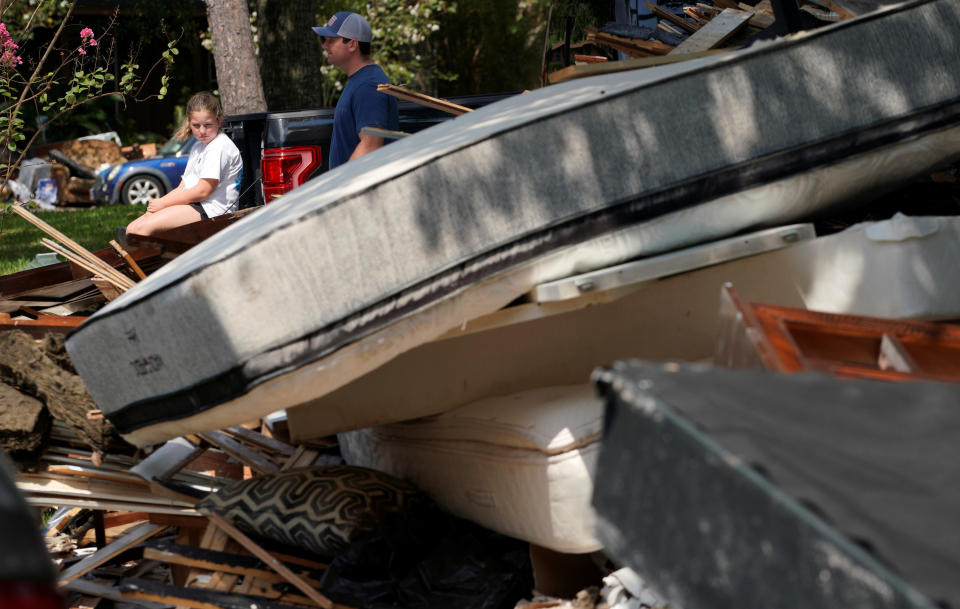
left=158, top=136, right=192, bottom=156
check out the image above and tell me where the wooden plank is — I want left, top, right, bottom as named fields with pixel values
left=548, top=49, right=728, bottom=84
left=46, top=464, right=148, bottom=486
left=109, top=239, right=147, bottom=280
left=25, top=495, right=198, bottom=516
left=17, top=474, right=195, bottom=507
left=206, top=513, right=334, bottom=609
left=584, top=27, right=674, bottom=57
left=148, top=512, right=209, bottom=529
left=118, top=578, right=308, bottom=609
left=683, top=6, right=710, bottom=25
left=574, top=54, right=608, bottom=63
left=806, top=0, right=854, bottom=18
left=360, top=126, right=410, bottom=140
left=142, top=540, right=325, bottom=586
left=89, top=276, right=122, bottom=301
left=58, top=522, right=166, bottom=584
left=102, top=511, right=151, bottom=528
left=187, top=522, right=238, bottom=591
left=646, top=2, right=699, bottom=33
left=670, top=8, right=753, bottom=54
left=225, top=426, right=296, bottom=457
left=281, top=446, right=320, bottom=470
left=45, top=506, right=83, bottom=537
left=744, top=8, right=775, bottom=28
left=198, top=431, right=280, bottom=475
left=63, top=579, right=169, bottom=609
left=0, top=313, right=86, bottom=338
left=10, top=205, right=135, bottom=290
left=376, top=83, right=472, bottom=115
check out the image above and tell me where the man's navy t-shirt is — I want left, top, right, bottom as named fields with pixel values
left=329, top=64, right=399, bottom=170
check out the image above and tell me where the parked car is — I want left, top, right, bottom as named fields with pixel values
left=222, top=92, right=516, bottom=208
left=91, top=137, right=197, bottom=206
left=0, top=452, right=65, bottom=609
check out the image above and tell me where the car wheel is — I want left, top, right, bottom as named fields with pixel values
left=121, top=175, right=164, bottom=206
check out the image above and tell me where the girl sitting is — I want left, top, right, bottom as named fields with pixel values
left=126, top=92, right=242, bottom=236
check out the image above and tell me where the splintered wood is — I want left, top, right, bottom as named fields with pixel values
left=376, top=83, right=473, bottom=115
left=548, top=0, right=862, bottom=84
left=18, top=417, right=349, bottom=609
left=670, top=8, right=754, bottom=54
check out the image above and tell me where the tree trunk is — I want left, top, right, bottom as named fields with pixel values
left=205, top=0, right=267, bottom=115
left=256, top=0, right=326, bottom=111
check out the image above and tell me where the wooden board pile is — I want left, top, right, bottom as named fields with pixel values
left=0, top=206, right=258, bottom=327
left=548, top=0, right=860, bottom=84
left=15, top=418, right=348, bottom=609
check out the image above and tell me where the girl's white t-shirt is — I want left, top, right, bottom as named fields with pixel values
left=181, top=132, right=243, bottom=216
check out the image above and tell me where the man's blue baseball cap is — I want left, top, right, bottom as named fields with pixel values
left=312, top=11, right=372, bottom=43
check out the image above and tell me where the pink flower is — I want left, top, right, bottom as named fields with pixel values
left=0, top=22, right=21, bottom=69
left=78, top=27, right=97, bottom=54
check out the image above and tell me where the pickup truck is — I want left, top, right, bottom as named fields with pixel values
left=221, top=92, right=515, bottom=208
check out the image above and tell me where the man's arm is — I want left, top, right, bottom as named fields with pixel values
left=348, top=131, right=386, bottom=161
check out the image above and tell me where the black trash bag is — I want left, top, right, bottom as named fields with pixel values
left=319, top=504, right=533, bottom=609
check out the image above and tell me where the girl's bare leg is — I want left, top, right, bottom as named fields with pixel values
left=126, top=204, right=203, bottom=236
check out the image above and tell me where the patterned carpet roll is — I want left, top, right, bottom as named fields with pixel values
left=196, top=465, right=425, bottom=557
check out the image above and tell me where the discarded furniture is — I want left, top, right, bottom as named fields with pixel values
left=66, top=0, right=960, bottom=446
left=288, top=214, right=960, bottom=441
left=340, top=384, right=604, bottom=553
left=716, top=282, right=960, bottom=381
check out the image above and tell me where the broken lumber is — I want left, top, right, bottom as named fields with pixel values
left=646, top=2, right=699, bottom=33
left=63, top=579, right=168, bottom=609
left=41, top=238, right=134, bottom=292
left=197, top=431, right=280, bottom=475
left=17, top=473, right=195, bottom=508
left=584, top=27, right=674, bottom=57
left=142, top=539, right=326, bottom=586
left=548, top=49, right=728, bottom=84
left=224, top=425, right=296, bottom=457
left=206, top=513, right=334, bottom=609
left=10, top=206, right=135, bottom=291
left=110, top=239, right=147, bottom=280
left=0, top=312, right=86, bottom=338
left=58, top=522, right=166, bottom=584
left=376, top=84, right=472, bottom=115
left=670, top=8, right=753, bottom=54
left=119, top=578, right=311, bottom=609
left=26, top=495, right=198, bottom=515
left=360, top=126, right=411, bottom=140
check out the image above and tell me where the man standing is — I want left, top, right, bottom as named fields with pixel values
left=313, top=11, right=399, bottom=170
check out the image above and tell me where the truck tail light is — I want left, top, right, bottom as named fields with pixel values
left=261, top=146, right=321, bottom=203
left=0, top=580, right=65, bottom=609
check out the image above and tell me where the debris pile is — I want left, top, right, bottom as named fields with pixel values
left=546, top=0, right=866, bottom=84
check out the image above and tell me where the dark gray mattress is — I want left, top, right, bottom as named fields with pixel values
left=593, top=361, right=960, bottom=609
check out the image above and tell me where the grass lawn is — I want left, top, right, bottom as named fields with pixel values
left=0, top=203, right=146, bottom=276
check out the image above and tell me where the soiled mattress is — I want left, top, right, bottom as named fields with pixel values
left=339, top=385, right=604, bottom=554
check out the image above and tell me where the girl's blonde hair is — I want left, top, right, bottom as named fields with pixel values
left=173, top=91, right=222, bottom=140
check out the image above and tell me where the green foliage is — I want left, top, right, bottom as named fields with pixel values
left=0, top=1, right=179, bottom=188
left=0, top=0, right=72, bottom=41
left=309, top=0, right=609, bottom=101
left=0, top=203, right=145, bottom=275
left=312, top=0, right=455, bottom=105
left=434, top=0, right=548, bottom=96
